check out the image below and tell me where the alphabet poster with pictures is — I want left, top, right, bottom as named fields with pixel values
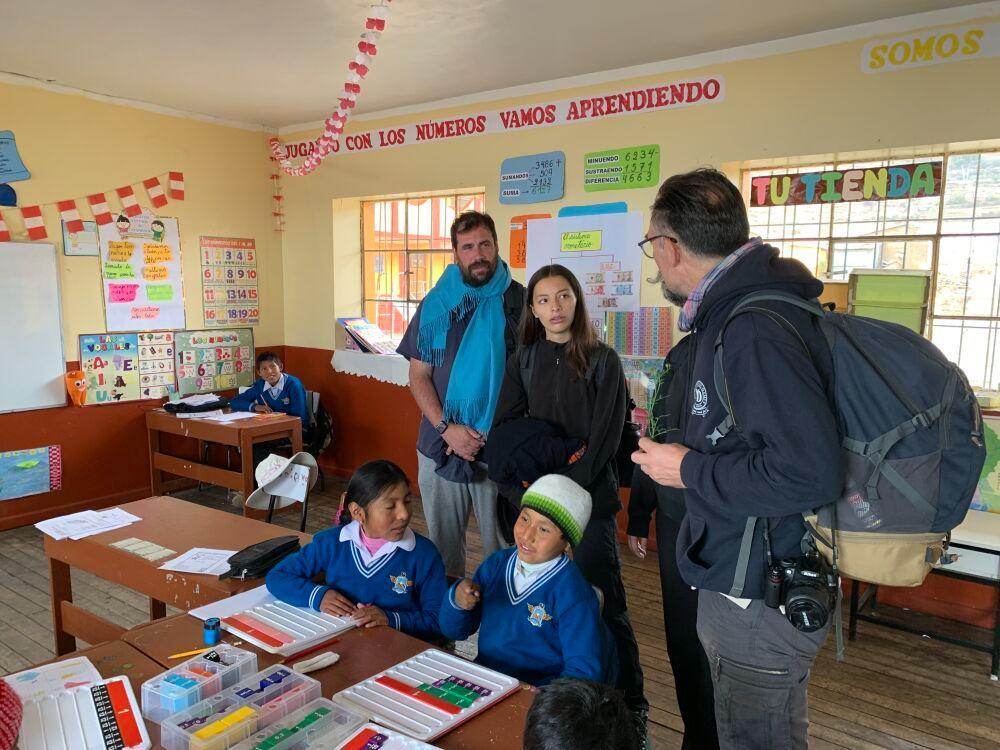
left=99, top=211, right=185, bottom=331
left=174, top=328, right=255, bottom=395
left=525, top=211, right=643, bottom=315
left=200, top=236, right=259, bottom=327
left=79, top=332, right=177, bottom=404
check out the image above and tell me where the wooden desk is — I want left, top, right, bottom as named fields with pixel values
left=123, top=614, right=534, bottom=748
left=145, top=409, right=302, bottom=502
left=45, top=496, right=310, bottom=656
left=34, top=640, right=166, bottom=696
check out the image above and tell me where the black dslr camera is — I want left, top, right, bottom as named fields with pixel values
left=764, top=552, right=839, bottom=633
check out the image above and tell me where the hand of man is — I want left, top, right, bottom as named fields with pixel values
left=443, top=425, right=484, bottom=462
left=627, top=536, right=647, bottom=560
left=453, top=579, right=481, bottom=610
left=352, top=604, right=389, bottom=629
left=632, top=437, right=690, bottom=489
left=319, top=589, right=356, bottom=617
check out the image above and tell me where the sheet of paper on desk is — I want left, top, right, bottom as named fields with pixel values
left=160, top=547, right=237, bottom=576
left=199, top=411, right=255, bottom=423
left=35, top=507, right=140, bottom=540
left=175, top=393, right=220, bottom=406
left=2, top=657, right=101, bottom=701
left=176, top=409, right=225, bottom=419
left=110, top=537, right=177, bottom=561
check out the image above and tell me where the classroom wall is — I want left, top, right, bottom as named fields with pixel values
left=0, top=82, right=283, bottom=529
left=277, top=11, right=1000, bottom=627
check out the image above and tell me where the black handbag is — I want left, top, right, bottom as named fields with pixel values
left=218, top=535, right=300, bottom=581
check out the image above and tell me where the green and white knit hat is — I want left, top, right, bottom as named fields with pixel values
left=521, top=474, right=592, bottom=546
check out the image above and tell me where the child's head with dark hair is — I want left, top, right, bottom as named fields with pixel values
left=339, top=460, right=412, bottom=541
left=255, top=351, right=284, bottom=387
left=523, top=678, right=639, bottom=750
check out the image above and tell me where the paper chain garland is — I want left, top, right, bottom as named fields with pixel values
left=268, top=1, right=393, bottom=176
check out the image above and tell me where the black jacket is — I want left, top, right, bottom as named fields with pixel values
left=675, top=245, right=842, bottom=598
left=492, top=339, right=627, bottom=519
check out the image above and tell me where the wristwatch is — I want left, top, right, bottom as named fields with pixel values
left=435, top=419, right=449, bottom=434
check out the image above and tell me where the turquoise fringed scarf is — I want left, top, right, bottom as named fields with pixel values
left=417, top=259, right=511, bottom=434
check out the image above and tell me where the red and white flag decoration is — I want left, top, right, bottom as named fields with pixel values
left=88, top=193, right=114, bottom=225
left=168, top=171, right=185, bottom=200
left=57, top=199, right=85, bottom=233
left=21, top=205, right=47, bottom=240
left=143, top=177, right=168, bottom=208
left=116, top=185, right=141, bottom=217
left=268, top=1, right=393, bottom=176
left=0, top=214, right=10, bottom=242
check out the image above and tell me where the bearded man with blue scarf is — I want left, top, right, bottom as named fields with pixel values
left=398, top=211, right=525, bottom=578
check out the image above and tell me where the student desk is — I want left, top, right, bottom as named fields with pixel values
left=34, top=640, right=166, bottom=695
left=44, top=496, right=311, bottom=656
left=145, top=409, right=302, bottom=504
left=122, top=613, right=535, bottom=749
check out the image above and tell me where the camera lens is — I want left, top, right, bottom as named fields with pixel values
left=784, top=585, right=829, bottom=633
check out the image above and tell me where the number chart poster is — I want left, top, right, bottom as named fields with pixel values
left=584, top=144, right=660, bottom=192
left=200, top=236, right=259, bottom=327
left=175, top=328, right=255, bottom=395
left=99, top=212, right=185, bottom=331
left=0, top=446, right=61, bottom=502
left=526, top=211, right=643, bottom=315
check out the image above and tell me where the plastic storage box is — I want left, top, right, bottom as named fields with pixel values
left=141, top=645, right=258, bottom=723
left=231, top=699, right=365, bottom=750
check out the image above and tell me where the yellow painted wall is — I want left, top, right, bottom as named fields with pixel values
left=0, top=83, right=283, bottom=359
left=280, top=13, right=1000, bottom=350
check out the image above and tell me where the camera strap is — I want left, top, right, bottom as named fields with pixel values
left=727, top=516, right=760, bottom=598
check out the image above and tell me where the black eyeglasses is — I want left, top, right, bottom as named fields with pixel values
left=637, top=234, right=677, bottom=259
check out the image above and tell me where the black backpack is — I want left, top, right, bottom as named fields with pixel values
left=518, top=342, right=640, bottom=488
left=711, top=291, right=986, bottom=589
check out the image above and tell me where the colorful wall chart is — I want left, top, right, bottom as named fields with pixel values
left=526, top=211, right=643, bottom=315
left=604, top=308, right=672, bottom=357
left=200, top=236, right=260, bottom=327
left=971, top=415, right=1000, bottom=514
left=0, top=446, right=61, bottom=502
left=175, top=328, right=255, bottom=394
left=749, top=161, right=942, bottom=207
left=62, top=219, right=99, bottom=256
left=584, top=144, right=660, bottom=192
left=508, top=213, right=550, bottom=269
left=79, top=334, right=140, bottom=404
left=138, top=332, right=177, bottom=398
left=499, top=151, right=565, bottom=204
left=99, top=211, right=185, bottom=331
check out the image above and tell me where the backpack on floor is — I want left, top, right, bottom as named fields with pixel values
left=711, top=291, right=986, bottom=588
left=518, top=342, right=641, bottom=488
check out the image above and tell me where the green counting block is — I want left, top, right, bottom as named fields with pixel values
left=254, top=706, right=331, bottom=750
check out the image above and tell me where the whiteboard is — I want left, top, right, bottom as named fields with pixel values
left=0, top=242, right=67, bottom=412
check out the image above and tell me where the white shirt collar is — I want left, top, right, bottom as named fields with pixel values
left=339, top=520, right=416, bottom=566
left=512, top=554, right=563, bottom=596
left=267, top=373, right=286, bottom=397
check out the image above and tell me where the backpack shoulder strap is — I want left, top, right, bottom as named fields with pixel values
left=518, top=341, right=537, bottom=392
left=708, top=291, right=823, bottom=447
left=585, top=343, right=612, bottom=383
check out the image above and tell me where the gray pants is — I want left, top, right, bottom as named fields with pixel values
left=416, top=451, right=506, bottom=578
left=696, top=591, right=829, bottom=750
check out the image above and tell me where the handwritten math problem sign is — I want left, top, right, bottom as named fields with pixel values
left=99, top=212, right=185, bottom=331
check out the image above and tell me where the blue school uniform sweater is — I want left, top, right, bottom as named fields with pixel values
left=438, top=548, right=612, bottom=686
left=265, top=524, right=447, bottom=642
left=230, top=374, right=310, bottom=429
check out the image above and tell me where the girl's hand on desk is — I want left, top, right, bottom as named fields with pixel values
left=320, top=589, right=356, bottom=617
left=352, top=604, right=389, bottom=628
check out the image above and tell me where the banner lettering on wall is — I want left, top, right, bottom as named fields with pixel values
left=861, top=23, right=1000, bottom=72
left=281, top=75, right=725, bottom=163
left=749, top=161, right=942, bottom=207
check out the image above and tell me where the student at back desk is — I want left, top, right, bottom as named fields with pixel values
left=229, top=351, right=310, bottom=495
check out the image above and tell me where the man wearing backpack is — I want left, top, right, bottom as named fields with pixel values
left=398, top=210, right=525, bottom=579
left=633, top=168, right=843, bottom=750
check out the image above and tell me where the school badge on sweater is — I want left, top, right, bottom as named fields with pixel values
left=526, top=603, right=552, bottom=627
left=390, top=572, right=414, bottom=594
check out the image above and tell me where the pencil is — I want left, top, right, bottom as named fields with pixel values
left=167, top=646, right=213, bottom=660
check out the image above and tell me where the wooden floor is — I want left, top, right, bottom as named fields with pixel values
left=2, top=483, right=999, bottom=749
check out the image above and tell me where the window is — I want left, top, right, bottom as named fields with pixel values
left=361, top=192, right=486, bottom=342
left=743, top=151, right=1000, bottom=390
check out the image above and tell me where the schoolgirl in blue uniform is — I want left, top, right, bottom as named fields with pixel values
left=266, top=460, right=447, bottom=641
